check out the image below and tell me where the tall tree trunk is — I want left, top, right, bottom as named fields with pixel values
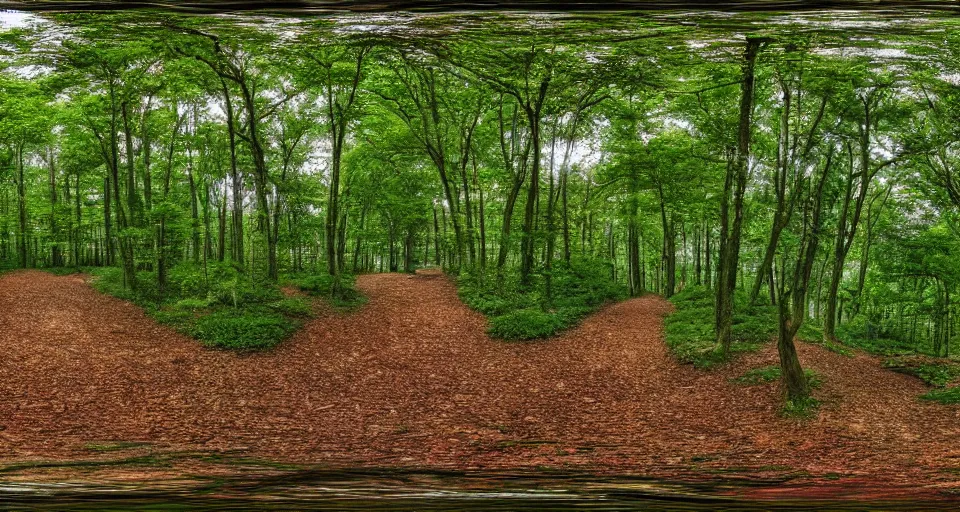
left=73, top=173, right=82, bottom=265
left=519, top=80, right=550, bottom=287
left=658, top=183, right=676, bottom=298
left=716, top=37, right=761, bottom=354
left=220, top=78, right=244, bottom=266
left=477, top=178, right=487, bottom=269
left=704, top=222, right=711, bottom=289
left=824, top=91, right=884, bottom=342
left=854, top=185, right=891, bottom=316
left=121, top=101, right=140, bottom=229
left=777, top=149, right=832, bottom=403
left=15, top=144, right=27, bottom=268
left=48, top=148, right=61, bottom=267
left=187, top=154, right=201, bottom=264
left=104, top=175, right=113, bottom=267
left=217, top=182, right=227, bottom=262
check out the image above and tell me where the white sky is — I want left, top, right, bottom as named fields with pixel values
left=0, top=11, right=37, bottom=29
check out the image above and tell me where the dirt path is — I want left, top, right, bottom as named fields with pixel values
left=1, top=269, right=959, bottom=497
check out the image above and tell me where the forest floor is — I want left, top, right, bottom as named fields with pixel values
left=1, top=269, right=959, bottom=501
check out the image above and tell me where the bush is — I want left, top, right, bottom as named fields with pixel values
left=921, top=386, right=960, bottom=404
left=268, top=298, right=313, bottom=318
left=781, top=396, right=820, bottom=419
left=487, top=308, right=564, bottom=341
left=173, top=298, right=211, bottom=310
left=89, top=264, right=306, bottom=351
left=191, top=309, right=297, bottom=350
left=457, top=258, right=627, bottom=341
left=837, top=316, right=917, bottom=356
left=285, top=273, right=366, bottom=309
left=550, top=258, right=627, bottom=309
left=734, top=365, right=822, bottom=388
left=45, top=266, right=82, bottom=276
left=883, top=356, right=960, bottom=387
left=664, top=286, right=773, bottom=368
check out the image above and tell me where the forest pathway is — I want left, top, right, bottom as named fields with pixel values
left=0, top=269, right=959, bottom=497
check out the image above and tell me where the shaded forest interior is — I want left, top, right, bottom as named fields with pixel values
left=1, top=8, right=959, bottom=409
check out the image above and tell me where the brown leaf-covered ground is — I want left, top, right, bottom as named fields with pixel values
left=1, top=269, right=959, bottom=499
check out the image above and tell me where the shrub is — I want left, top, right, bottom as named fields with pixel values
left=89, top=264, right=308, bottom=351
left=664, top=286, right=772, bottom=368
left=836, top=316, right=917, bottom=356
left=781, top=396, right=820, bottom=419
left=191, top=309, right=298, bottom=350
left=289, top=273, right=339, bottom=295
left=734, top=365, right=822, bottom=388
left=46, top=266, right=82, bottom=276
left=173, top=298, right=211, bottom=310
left=458, top=258, right=626, bottom=341
left=268, top=298, right=313, bottom=318
left=921, top=386, right=960, bottom=404
left=285, top=273, right=365, bottom=308
left=488, top=308, right=564, bottom=341
left=883, top=356, right=960, bottom=387
left=550, top=258, right=627, bottom=309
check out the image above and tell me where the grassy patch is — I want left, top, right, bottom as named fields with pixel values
left=488, top=308, right=565, bottom=340
left=664, top=286, right=775, bottom=368
left=883, top=356, right=960, bottom=387
left=89, top=263, right=311, bottom=351
left=781, top=396, right=820, bottom=419
left=283, top=273, right=366, bottom=309
left=458, top=258, right=626, bottom=341
left=734, top=365, right=823, bottom=388
left=836, top=317, right=924, bottom=357
left=190, top=309, right=298, bottom=350
left=920, top=386, right=960, bottom=404
left=44, top=266, right=83, bottom=276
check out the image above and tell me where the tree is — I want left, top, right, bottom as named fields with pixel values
left=295, top=32, right=371, bottom=291
left=716, top=36, right=762, bottom=355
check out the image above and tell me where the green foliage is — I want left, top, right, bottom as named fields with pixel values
left=45, top=266, right=83, bottom=276
left=920, top=386, right=960, bottom=404
left=781, top=396, right=821, bottom=419
left=190, top=309, right=297, bottom=350
left=268, top=298, right=314, bottom=318
left=883, top=356, right=960, bottom=387
left=837, top=317, right=918, bottom=357
left=89, top=266, right=143, bottom=302
left=734, top=366, right=781, bottom=385
left=664, top=286, right=774, bottom=368
left=89, top=264, right=306, bottom=351
left=283, top=272, right=366, bottom=309
left=458, top=258, right=627, bottom=341
left=487, top=309, right=565, bottom=341
left=172, top=297, right=211, bottom=310
left=734, top=365, right=822, bottom=388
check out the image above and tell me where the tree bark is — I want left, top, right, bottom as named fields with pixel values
left=716, top=37, right=761, bottom=354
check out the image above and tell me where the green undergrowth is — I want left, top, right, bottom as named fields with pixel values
left=281, top=272, right=367, bottom=310
left=457, top=258, right=627, bottom=341
left=920, top=386, right=960, bottom=404
left=734, top=365, right=823, bottom=389
left=89, top=263, right=312, bottom=351
left=882, top=356, right=960, bottom=388
left=42, top=266, right=85, bottom=276
left=664, top=286, right=776, bottom=368
left=781, top=396, right=821, bottom=419
left=836, top=317, right=924, bottom=357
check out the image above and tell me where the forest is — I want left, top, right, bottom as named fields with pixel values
left=1, top=9, right=959, bottom=416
